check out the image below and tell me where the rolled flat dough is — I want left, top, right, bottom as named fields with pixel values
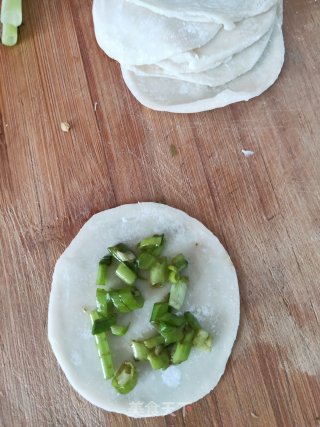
left=158, top=6, right=277, bottom=74
left=48, top=203, right=239, bottom=417
left=121, top=17, right=284, bottom=113
left=127, top=0, right=278, bottom=27
left=93, top=0, right=221, bottom=66
left=127, top=28, right=272, bottom=88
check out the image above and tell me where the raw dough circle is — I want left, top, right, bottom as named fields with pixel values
left=121, top=19, right=284, bottom=114
left=48, top=203, right=240, bottom=417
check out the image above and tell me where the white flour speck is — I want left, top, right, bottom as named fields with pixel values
left=71, top=351, right=82, bottom=366
left=162, top=366, right=181, bottom=388
left=241, top=149, right=255, bottom=157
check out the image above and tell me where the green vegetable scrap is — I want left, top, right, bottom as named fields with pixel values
left=1, top=0, right=22, bottom=46
left=112, top=362, right=138, bottom=394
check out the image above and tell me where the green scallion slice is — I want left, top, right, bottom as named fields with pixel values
left=159, top=312, right=186, bottom=327
left=193, top=329, right=213, bottom=351
left=148, top=244, right=165, bottom=257
left=147, top=349, right=170, bottom=370
left=115, top=262, right=137, bottom=285
left=171, top=328, right=195, bottom=364
left=110, top=323, right=130, bottom=336
left=171, top=253, right=188, bottom=272
left=154, top=344, right=164, bottom=356
left=158, top=322, right=184, bottom=345
left=119, top=286, right=144, bottom=310
left=90, top=310, right=114, bottom=379
left=150, top=257, right=167, bottom=286
left=184, top=311, right=201, bottom=331
left=169, top=277, right=188, bottom=310
left=112, top=362, right=138, bottom=394
left=96, top=288, right=113, bottom=316
left=109, top=286, right=144, bottom=313
left=137, top=234, right=164, bottom=250
left=108, top=290, right=131, bottom=313
left=137, top=252, right=157, bottom=270
left=143, top=334, right=165, bottom=349
left=150, top=302, right=169, bottom=323
left=91, top=314, right=117, bottom=335
left=167, top=265, right=180, bottom=284
left=96, top=255, right=112, bottom=286
left=131, top=341, right=149, bottom=361
left=100, top=255, right=113, bottom=265
left=96, top=263, right=107, bottom=286
left=1, top=23, right=17, bottom=46
left=108, top=243, right=136, bottom=263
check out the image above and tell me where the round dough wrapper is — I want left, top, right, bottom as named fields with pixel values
left=48, top=203, right=239, bottom=418
left=127, top=0, right=278, bottom=27
left=92, top=0, right=221, bottom=66
left=127, top=28, right=272, bottom=88
left=158, top=6, right=277, bottom=74
left=121, top=18, right=284, bottom=113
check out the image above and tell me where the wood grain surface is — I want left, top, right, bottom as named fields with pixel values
left=1, top=1, right=320, bottom=426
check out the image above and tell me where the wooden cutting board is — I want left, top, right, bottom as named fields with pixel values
left=0, top=1, right=319, bottom=426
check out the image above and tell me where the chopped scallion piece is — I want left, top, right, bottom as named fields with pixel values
left=109, top=286, right=144, bottom=313
left=115, top=262, right=137, bottom=285
left=193, top=329, right=213, bottom=351
left=112, top=362, right=138, bottom=394
left=96, top=288, right=113, bottom=316
left=89, top=310, right=114, bottom=379
left=137, top=234, right=164, bottom=250
left=108, top=290, right=131, bottom=313
left=171, top=253, right=188, bottom=272
left=108, top=243, right=136, bottom=263
left=119, top=286, right=144, bottom=310
left=171, top=328, right=195, bottom=364
left=154, top=344, right=164, bottom=356
left=167, top=265, right=180, bottom=284
left=150, top=302, right=169, bottom=323
left=148, top=244, right=165, bottom=257
left=96, top=263, right=108, bottom=286
left=158, top=322, right=184, bottom=345
left=147, top=349, right=170, bottom=370
left=159, top=312, right=186, bottom=327
left=137, top=252, right=157, bottom=270
left=110, top=323, right=130, bottom=336
left=100, top=255, right=112, bottom=265
left=131, top=341, right=149, bottom=361
left=150, top=257, right=167, bottom=286
left=169, top=277, right=188, bottom=310
left=1, top=23, right=17, bottom=46
left=184, top=311, right=201, bottom=331
left=143, top=334, right=165, bottom=349
left=91, top=314, right=117, bottom=335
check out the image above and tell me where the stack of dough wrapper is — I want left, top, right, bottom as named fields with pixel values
left=93, top=0, right=284, bottom=113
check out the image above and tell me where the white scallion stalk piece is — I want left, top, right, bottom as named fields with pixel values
left=1, top=23, right=17, bottom=46
left=1, top=0, right=22, bottom=26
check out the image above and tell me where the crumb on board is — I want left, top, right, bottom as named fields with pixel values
left=241, top=149, right=254, bottom=157
left=94, top=102, right=98, bottom=111
left=60, top=122, right=71, bottom=132
left=251, top=412, right=259, bottom=418
left=170, top=144, right=178, bottom=157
